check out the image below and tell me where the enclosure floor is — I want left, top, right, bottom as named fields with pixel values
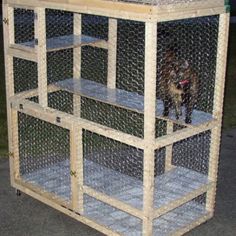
left=22, top=158, right=209, bottom=235
left=22, top=158, right=209, bottom=209
left=84, top=195, right=208, bottom=236
left=55, top=78, right=213, bottom=125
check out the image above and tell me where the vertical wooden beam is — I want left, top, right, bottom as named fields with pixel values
left=71, top=13, right=84, bottom=214
left=35, top=7, right=47, bottom=107
left=206, top=13, right=230, bottom=213
left=107, top=18, right=117, bottom=89
left=73, top=13, right=82, bottom=116
left=165, top=121, right=174, bottom=172
left=142, top=22, right=157, bottom=236
left=3, top=4, right=16, bottom=185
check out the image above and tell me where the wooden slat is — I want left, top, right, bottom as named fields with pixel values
left=142, top=22, right=157, bottom=236
left=3, top=4, right=15, bottom=185
left=83, top=186, right=143, bottom=219
left=155, top=120, right=217, bottom=150
left=72, top=13, right=84, bottom=215
left=7, top=0, right=226, bottom=22
left=12, top=181, right=121, bottom=236
left=206, top=13, right=230, bottom=213
left=7, top=46, right=37, bottom=62
left=35, top=7, right=48, bottom=107
left=107, top=18, right=117, bottom=90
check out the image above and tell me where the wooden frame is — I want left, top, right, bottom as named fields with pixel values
left=6, top=0, right=226, bottom=21
left=3, top=0, right=229, bottom=235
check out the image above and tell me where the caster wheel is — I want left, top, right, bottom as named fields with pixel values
left=15, top=189, right=21, bottom=196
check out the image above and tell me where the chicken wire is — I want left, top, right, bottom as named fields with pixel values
left=84, top=194, right=208, bottom=236
left=18, top=112, right=71, bottom=202
left=156, top=15, right=219, bottom=125
left=13, top=58, right=38, bottom=94
left=14, top=8, right=34, bottom=45
left=154, top=131, right=210, bottom=209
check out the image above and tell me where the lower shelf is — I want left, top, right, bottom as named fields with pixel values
left=84, top=194, right=209, bottom=236
left=20, top=158, right=210, bottom=235
left=22, top=158, right=209, bottom=210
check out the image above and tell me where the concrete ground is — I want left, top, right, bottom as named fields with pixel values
left=0, top=129, right=235, bottom=236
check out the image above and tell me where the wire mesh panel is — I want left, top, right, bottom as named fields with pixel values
left=83, top=130, right=144, bottom=209
left=156, top=15, right=219, bottom=125
left=13, top=58, right=38, bottom=95
left=14, top=8, right=35, bottom=46
left=17, top=112, right=71, bottom=203
left=153, top=194, right=208, bottom=235
left=84, top=195, right=142, bottom=235
left=154, top=131, right=210, bottom=209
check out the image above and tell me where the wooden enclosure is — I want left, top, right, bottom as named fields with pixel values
left=2, top=0, right=230, bottom=235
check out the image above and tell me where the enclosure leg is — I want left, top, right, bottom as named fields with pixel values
left=72, top=13, right=84, bottom=214
left=15, top=189, right=21, bottom=196
left=206, top=13, right=230, bottom=214
left=3, top=4, right=15, bottom=185
left=142, top=22, right=157, bottom=236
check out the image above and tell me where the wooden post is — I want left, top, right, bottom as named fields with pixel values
left=142, top=22, right=157, bottom=236
left=71, top=13, right=84, bottom=214
left=3, top=4, right=16, bottom=185
left=206, top=13, right=230, bottom=214
left=35, top=7, right=48, bottom=107
left=107, top=18, right=117, bottom=89
left=165, top=121, right=174, bottom=172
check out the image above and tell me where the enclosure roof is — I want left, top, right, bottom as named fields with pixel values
left=6, top=0, right=226, bottom=21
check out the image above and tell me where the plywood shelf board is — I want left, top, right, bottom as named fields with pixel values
left=54, top=78, right=214, bottom=127
left=11, top=34, right=106, bottom=52
left=22, top=157, right=209, bottom=211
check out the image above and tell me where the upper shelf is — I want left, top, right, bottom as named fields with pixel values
left=11, top=34, right=107, bottom=53
left=54, top=78, right=214, bottom=127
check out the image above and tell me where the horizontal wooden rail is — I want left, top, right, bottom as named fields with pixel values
left=155, top=120, right=217, bottom=150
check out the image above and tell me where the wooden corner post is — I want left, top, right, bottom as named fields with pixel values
left=71, top=13, right=84, bottom=214
left=206, top=12, right=230, bottom=214
left=3, top=3, right=16, bottom=184
left=143, top=21, right=157, bottom=236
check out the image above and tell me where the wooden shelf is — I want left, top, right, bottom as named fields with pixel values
left=10, top=34, right=107, bottom=54
left=54, top=78, right=214, bottom=127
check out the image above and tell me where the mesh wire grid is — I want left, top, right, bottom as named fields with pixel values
left=18, top=112, right=71, bottom=202
left=156, top=15, right=219, bottom=125
left=83, top=193, right=208, bottom=236
left=153, top=194, right=208, bottom=235
left=13, top=58, right=38, bottom=94
left=83, top=130, right=144, bottom=209
left=154, top=131, right=210, bottom=209
left=14, top=8, right=35, bottom=45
